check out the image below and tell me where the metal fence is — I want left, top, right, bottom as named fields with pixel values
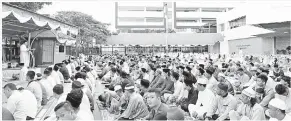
left=65, top=45, right=209, bottom=56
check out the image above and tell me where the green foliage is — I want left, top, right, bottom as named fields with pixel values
left=6, top=2, right=52, bottom=12
left=53, top=11, right=111, bottom=46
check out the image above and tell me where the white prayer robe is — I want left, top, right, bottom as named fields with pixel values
left=189, top=88, right=216, bottom=119
left=20, top=44, right=30, bottom=67
left=6, top=91, right=27, bottom=121
left=20, top=90, right=38, bottom=118
left=19, top=66, right=28, bottom=82
left=229, top=103, right=265, bottom=120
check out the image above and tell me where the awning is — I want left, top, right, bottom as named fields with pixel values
left=30, top=30, right=76, bottom=44
left=253, top=21, right=290, bottom=37
left=2, top=3, right=78, bottom=37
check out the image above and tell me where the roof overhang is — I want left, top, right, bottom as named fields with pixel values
left=224, top=25, right=275, bottom=40
left=29, top=30, right=76, bottom=44
left=252, top=21, right=290, bottom=37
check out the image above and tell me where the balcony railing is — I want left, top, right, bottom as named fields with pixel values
left=176, top=22, right=206, bottom=26
left=118, top=2, right=164, bottom=7
left=176, top=11, right=221, bottom=18
left=117, top=22, right=164, bottom=26
left=118, top=11, right=165, bottom=18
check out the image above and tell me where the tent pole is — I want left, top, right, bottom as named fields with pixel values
left=9, top=37, right=12, bottom=61
left=28, top=32, right=33, bottom=67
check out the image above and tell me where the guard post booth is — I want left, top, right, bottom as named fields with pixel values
left=30, top=30, right=77, bottom=66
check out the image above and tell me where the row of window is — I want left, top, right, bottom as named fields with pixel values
left=119, top=6, right=232, bottom=13
left=219, top=16, right=246, bottom=32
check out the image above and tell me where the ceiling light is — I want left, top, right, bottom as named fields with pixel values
left=284, top=32, right=289, bottom=33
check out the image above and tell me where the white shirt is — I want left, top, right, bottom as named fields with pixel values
left=143, top=73, right=150, bottom=81
left=103, top=71, right=112, bottom=80
left=195, top=88, right=216, bottom=117
left=56, top=94, right=68, bottom=105
left=87, top=72, right=96, bottom=91
left=47, top=76, right=56, bottom=87
left=122, top=65, right=130, bottom=74
left=70, top=63, right=76, bottom=75
left=27, top=81, right=43, bottom=108
left=39, top=78, right=54, bottom=98
left=57, top=71, right=64, bottom=82
left=283, top=114, right=291, bottom=121
left=20, top=90, right=38, bottom=118
left=80, top=89, right=92, bottom=115
left=6, top=90, right=27, bottom=121
left=173, top=81, right=184, bottom=100
left=275, top=88, right=291, bottom=113
left=266, top=76, right=280, bottom=89
left=75, top=109, right=94, bottom=121
left=206, top=76, right=218, bottom=92
left=51, top=71, right=61, bottom=85
left=77, top=78, right=91, bottom=92
left=286, top=70, right=291, bottom=77
left=66, top=64, right=72, bottom=77
left=19, top=67, right=28, bottom=82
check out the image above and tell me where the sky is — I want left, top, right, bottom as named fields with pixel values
left=37, top=1, right=116, bottom=31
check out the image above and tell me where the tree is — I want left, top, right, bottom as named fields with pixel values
left=53, top=11, right=111, bottom=54
left=5, top=2, right=52, bottom=12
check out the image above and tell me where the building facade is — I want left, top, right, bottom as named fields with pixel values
left=217, top=2, right=291, bottom=55
left=115, top=1, right=242, bottom=33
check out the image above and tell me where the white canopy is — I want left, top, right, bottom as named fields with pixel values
left=2, top=3, right=78, bottom=37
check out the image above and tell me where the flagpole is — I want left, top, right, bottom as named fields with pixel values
left=164, top=3, right=168, bottom=55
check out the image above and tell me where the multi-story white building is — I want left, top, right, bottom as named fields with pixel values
left=115, top=2, right=170, bottom=33
left=115, top=1, right=243, bottom=33
left=174, top=1, right=242, bottom=33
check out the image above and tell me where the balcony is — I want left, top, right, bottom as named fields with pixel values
left=118, top=22, right=164, bottom=26
left=175, top=1, right=241, bottom=8
left=118, top=11, right=164, bottom=18
left=176, top=22, right=206, bottom=27
left=118, top=2, right=164, bottom=7
left=176, top=11, right=221, bottom=18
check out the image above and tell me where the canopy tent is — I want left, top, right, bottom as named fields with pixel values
left=2, top=3, right=79, bottom=37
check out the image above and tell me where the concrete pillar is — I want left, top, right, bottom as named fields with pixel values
left=273, top=37, right=276, bottom=55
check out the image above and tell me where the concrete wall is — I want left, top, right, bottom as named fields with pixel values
left=228, top=37, right=263, bottom=54
left=54, top=42, right=68, bottom=64
left=209, top=42, right=220, bottom=53
left=276, top=36, right=291, bottom=50
left=220, top=40, right=229, bottom=54
left=262, top=37, right=274, bottom=55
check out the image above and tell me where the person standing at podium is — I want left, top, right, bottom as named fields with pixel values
left=20, top=40, right=30, bottom=67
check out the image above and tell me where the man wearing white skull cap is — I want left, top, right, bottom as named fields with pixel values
left=266, top=98, right=291, bottom=121
left=229, top=87, right=265, bottom=120
left=188, top=78, right=216, bottom=120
